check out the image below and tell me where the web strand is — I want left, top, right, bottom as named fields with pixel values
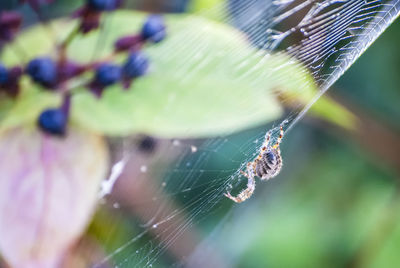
left=22, top=0, right=396, bottom=267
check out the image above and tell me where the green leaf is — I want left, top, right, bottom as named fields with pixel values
left=190, top=0, right=224, bottom=10
left=0, top=80, right=62, bottom=131
left=0, top=96, right=14, bottom=123
left=309, top=96, right=357, bottom=130
left=1, top=11, right=319, bottom=138
left=279, top=83, right=357, bottom=130
left=188, top=0, right=226, bottom=21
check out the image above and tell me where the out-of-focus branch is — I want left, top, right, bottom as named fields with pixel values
left=306, top=92, right=400, bottom=174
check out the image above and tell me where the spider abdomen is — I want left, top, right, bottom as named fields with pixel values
left=225, top=124, right=286, bottom=203
left=255, top=150, right=282, bottom=180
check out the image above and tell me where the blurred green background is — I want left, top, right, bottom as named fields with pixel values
left=1, top=0, right=399, bottom=267
left=218, top=15, right=400, bottom=268
left=213, top=15, right=400, bottom=268
left=92, top=4, right=400, bottom=266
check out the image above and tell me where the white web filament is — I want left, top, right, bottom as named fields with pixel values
left=90, top=0, right=400, bottom=267
left=226, top=0, right=400, bottom=132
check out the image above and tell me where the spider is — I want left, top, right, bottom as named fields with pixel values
left=224, top=123, right=285, bottom=203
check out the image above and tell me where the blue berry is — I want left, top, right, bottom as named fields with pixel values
left=38, top=108, right=67, bottom=136
left=141, top=15, right=166, bottom=43
left=123, top=52, right=149, bottom=78
left=88, top=0, right=119, bottom=11
left=26, top=57, right=57, bottom=88
left=0, top=64, right=8, bottom=85
left=95, top=63, right=122, bottom=86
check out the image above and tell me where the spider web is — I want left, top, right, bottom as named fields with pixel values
left=87, top=1, right=400, bottom=267
left=3, top=0, right=399, bottom=267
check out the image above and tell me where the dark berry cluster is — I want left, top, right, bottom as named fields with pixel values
left=26, top=57, right=58, bottom=88
left=26, top=57, right=86, bottom=89
left=115, top=15, right=166, bottom=52
left=0, top=8, right=166, bottom=137
left=74, top=0, right=122, bottom=34
left=38, top=98, right=69, bottom=136
left=90, top=15, right=166, bottom=96
left=90, top=63, right=122, bottom=96
left=38, top=108, right=68, bottom=135
left=90, top=51, right=150, bottom=96
left=141, top=15, right=167, bottom=43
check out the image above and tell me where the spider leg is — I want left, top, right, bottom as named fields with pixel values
left=273, top=125, right=284, bottom=149
left=264, top=130, right=272, bottom=146
left=224, top=175, right=256, bottom=203
left=224, top=163, right=256, bottom=203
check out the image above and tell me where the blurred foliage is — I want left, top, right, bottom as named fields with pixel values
left=0, top=81, right=61, bottom=132
left=280, top=85, right=358, bottom=130
left=191, top=0, right=223, bottom=10
left=1, top=8, right=354, bottom=137
left=2, top=11, right=302, bottom=137
left=307, top=95, right=357, bottom=130
left=1, top=12, right=281, bottom=137
left=235, top=134, right=397, bottom=268
left=189, top=0, right=225, bottom=21
left=0, top=126, right=108, bottom=268
left=221, top=17, right=400, bottom=268
left=0, top=0, right=398, bottom=267
left=88, top=5, right=400, bottom=267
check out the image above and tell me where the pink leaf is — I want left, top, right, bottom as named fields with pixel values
left=0, top=127, right=109, bottom=268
